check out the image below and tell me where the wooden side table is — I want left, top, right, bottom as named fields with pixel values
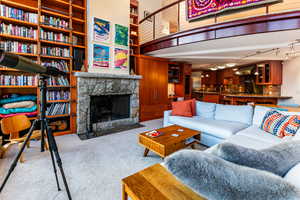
left=122, top=164, right=206, bottom=200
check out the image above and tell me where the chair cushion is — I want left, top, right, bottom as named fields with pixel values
left=168, top=116, right=248, bottom=139
left=195, top=101, right=216, bottom=119
left=260, top=110, right=300, bottom=138
left=215, top=104, right=253, bottom=125
left=171, top=100, right=193, bottom=117
left=210, top=141, right=300, bottom=177
left=165, top=150, right=300, bottom=200
left=284, top=163, right=300, bottom=189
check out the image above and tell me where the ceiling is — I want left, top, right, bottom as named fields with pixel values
left=146, top=29, right=300, bottom=70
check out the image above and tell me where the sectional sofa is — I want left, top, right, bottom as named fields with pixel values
left=163, top=102, right=300, bottom=190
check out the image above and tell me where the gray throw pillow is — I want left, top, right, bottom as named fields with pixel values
left=165, top=150, right=300, bottom=200
left=210, top=141, right=300, bottom=177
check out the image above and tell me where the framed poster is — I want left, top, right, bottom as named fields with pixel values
left=94, top=17, right=110, bottom=42
left=114, top=48, right=128, bottom=69
left=93, top=44, right=110, bottom=68
left=115, top=24, right=129, bottom=47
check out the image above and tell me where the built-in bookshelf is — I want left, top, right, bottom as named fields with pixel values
left=0, top=0, right=87, bottom=136
left=130, top=0, right=139, bottom=55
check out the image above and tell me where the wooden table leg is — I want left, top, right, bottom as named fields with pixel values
left=122, top=184, right=128, bottom=200
left=143, top=148, right=149, bottom=157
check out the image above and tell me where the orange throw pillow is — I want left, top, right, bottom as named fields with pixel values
left=185, top=98, right=196, bottom=116
left=171, top=100, right=193, bottom=117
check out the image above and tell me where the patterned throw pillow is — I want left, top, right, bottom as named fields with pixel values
left=261, top=110, right=300, bottom=138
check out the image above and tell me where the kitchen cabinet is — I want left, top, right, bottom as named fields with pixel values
left=256, top=61, right=282, bottom=85
left=201, top=71, right=217, bottom=85
left=137, top=56, right=169, bottom=121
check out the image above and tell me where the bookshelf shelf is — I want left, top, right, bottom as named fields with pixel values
left=40, top=24, right=71, bottom=33
left=0, top=0, right=87, bottom=135
left=0, top=34, right=37, bottom=42
left=1, top=0, right=38, bottom=12
left=0, top=16, right=38, bottom=27
left=40, top=40, right=72, bottom=47
left=130, top=23, right=138, bottom=28
left=41, top=9, right=70, bottom=19
left=40, top=55, right=72, bottom=60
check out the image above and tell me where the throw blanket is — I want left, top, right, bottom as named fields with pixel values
left=0, top=95, right=37, bottom=105
left=0, top=111, right=38, bottom=118
left=165, top=150, right=300, bottom=200
left=187, top=0, right=281, bottom=21
left=3, top=101, right=35, bottom=109
left=0, top=105, right=37, bottom=114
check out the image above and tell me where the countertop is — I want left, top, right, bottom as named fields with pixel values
left=193, top=91, right=292, bottom=99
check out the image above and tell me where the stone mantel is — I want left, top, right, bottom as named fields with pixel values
left=74, top=72, right=142, bottom=80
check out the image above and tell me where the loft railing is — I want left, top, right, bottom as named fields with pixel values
left=139, top=0, right=298, bottom=45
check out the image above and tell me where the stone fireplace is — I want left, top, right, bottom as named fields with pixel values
left=74, top=72, right=141, bottom=135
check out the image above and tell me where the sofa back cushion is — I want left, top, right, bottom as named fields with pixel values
left=195, top=101, right=216, bottom=119
left=215, top=104, right=253, bottom=125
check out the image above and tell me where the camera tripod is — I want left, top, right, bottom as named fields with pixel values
left=0, top=75, right=72, bottom=200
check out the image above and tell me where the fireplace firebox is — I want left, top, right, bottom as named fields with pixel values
left=90, top=95, right=130, bottom=123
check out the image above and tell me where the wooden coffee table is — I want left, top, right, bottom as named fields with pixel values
left=139, top=125, right=201, bottom=158
left=122, top=164, right=206, bottom=200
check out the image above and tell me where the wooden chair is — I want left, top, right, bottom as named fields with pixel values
left=0, top=115, right=48, bottom=163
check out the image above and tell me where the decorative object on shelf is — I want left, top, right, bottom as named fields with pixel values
left=94, top=17, right=110, bottom=43
left=115, top=24, right=128, bottom=47
left=187, top=0, right=281, bottom=21
left=114, top=48, right=128, bottom=69
left=93, top=44, right=110, bottom=68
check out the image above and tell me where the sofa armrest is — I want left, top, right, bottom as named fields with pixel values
left=163, top=110, right=173, bottom=127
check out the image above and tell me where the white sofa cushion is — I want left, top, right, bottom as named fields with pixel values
left=284, top=163, right=300, bottom=189
left=168, top=116, right=249, bottom=139
left=195, top=101, right=216, bottom=119
left=236, top=125, right=282, bottom=145
left=215, top=104, right=254, bottom=125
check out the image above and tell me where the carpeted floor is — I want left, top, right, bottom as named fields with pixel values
left=0, top=119, right=206, bottom=200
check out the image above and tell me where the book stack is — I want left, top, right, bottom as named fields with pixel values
left=0, top=74, right=37, bottom=86
left=40, top=15, right=69, bottom=29
left=42, top=60, right=69, bottom=72
left=41, top=46, right=70, bottom=57
left=0, top=41, right=37, bottom=54
left=0, top=5, right=38, bottom=23
left=40, top=29, right=70, bottom=43
left=47, top=91, right=70, bottom=101
left=47, top=76, right=69, bottom=86
left=46, top=102, right=70, bottom=116
left=0, top=23, right=37, bottom=38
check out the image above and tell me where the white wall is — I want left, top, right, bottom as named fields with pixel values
left=87, top=0, right=130, bottom=74
left=280, top=56, right=300, bottom=105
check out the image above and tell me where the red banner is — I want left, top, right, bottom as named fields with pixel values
left=187, top=0, right=281, bottom=21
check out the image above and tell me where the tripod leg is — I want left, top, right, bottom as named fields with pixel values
left=44, top=121, right=61, bottom=192
left=0, top=119, right=39, bottom=193
left=45, top=121, right=72, bottom=200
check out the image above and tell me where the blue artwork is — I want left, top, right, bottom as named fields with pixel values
left=94, top=18, right=110, bottom=42
left=93, top=44, right=110, bottom=68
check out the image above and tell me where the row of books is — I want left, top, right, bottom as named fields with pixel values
left=0, top=41, right=37, bottom=54
left=40, top=29, right=70, bottom=43
left=0, top=75, right=37, bottom=86
left=0, top=23, right=37, bottom=39
left=40, top=15, right=69, bottom=29
left=46, top=103, right=70, bottom=116
left=47, top=91, right=70, bottom=101
left=42, top=60, right=69, bottom=72
left=0, top=5, right=38, bottom=23
left=41, top=46, right=70, bottom=57
left=47, top=76, right=69, bottom=86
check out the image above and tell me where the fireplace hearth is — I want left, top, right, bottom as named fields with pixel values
left=75, top=72, right=141, bottom=135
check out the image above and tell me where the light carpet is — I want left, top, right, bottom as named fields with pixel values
left=0, top=119, right=205, bottom=200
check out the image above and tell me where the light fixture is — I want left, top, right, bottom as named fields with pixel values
left=217, top=66, right=226, bottom=69
left=226, top=63, right=236, bottom=67
left=210, top=67, right=217, bottom=71
left=201, top=75, right=204, bottom=78
left=254, top=71, right=259, bottom=76
left=205, top=74, right=210, bottom=77
left=233, top=68, right=238, bottom=71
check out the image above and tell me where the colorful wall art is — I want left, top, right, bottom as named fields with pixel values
left=187, top=0, right=281, bottom=21
left=94, top=18, right=110, bottom=42
left=115, top=24, right=128, bottom=46
left=93, top=44, right=110, bottom=68
left=114, top=48, right=129, bottom=69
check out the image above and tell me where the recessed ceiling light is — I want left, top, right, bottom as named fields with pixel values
left=226, top=63, right=236, bottom=67
left=217, top=66, right=226, bottom=69
left=210, top=68, right=217, bottom=71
